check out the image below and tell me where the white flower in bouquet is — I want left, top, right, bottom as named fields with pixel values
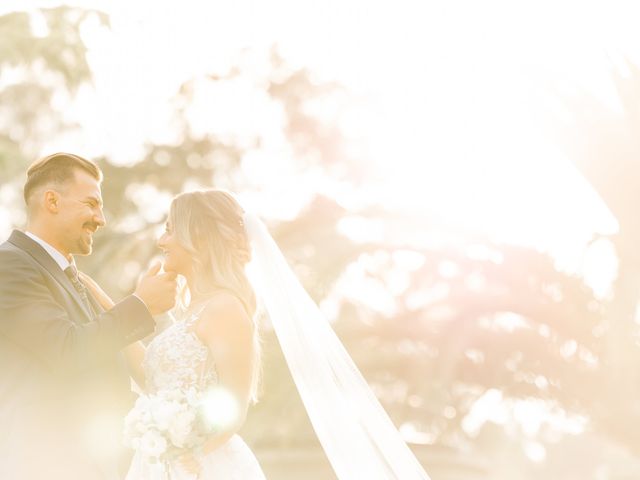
left=138, top=429, right=168, bottom=459
left=123, top=405, right=144, bottom=446
left=185, top=386, right=200, bottom=407
left=150, top=395, right=183, bottom=431
left=168, top=408, right=197, bottom=448
left=162, top=388, right=185, bottom=403
left=136, top=420, right=149, bottom=435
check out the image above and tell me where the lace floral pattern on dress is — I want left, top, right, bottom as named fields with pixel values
left=142, top=310, right=218, bottom=394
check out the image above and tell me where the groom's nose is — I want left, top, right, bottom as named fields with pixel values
left=94, top=207, right=106, bottom=227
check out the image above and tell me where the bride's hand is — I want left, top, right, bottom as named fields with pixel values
left=177, top=451, right=201, bottom=477
left=78, top=271, right=115, bottom=310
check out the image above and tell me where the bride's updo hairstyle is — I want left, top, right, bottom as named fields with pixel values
left=168, top=189, right=256, bottom=316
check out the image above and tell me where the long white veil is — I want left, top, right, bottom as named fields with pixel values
left=243, top=213, right=430, bottom=480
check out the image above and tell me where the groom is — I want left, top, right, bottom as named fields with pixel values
left=0, top=153, right=177, bottom=480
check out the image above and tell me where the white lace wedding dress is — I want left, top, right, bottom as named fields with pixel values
left=125, top=310, right=266, bottom=480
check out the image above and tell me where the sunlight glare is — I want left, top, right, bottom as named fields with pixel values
left=200, top=386, right=241, bottom=432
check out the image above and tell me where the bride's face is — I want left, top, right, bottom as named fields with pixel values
left=157, top=220, right=192, bottom=275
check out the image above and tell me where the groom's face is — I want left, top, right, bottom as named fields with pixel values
left=55, top=169, right=105, bottom=257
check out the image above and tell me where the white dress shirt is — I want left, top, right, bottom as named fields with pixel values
left=24, top=231, right=74, bottom=271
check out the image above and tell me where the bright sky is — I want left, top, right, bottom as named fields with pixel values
left=2, top=0, right=639, bottom=295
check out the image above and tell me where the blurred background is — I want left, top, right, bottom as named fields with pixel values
left=1, top=1, right=640, bottom=478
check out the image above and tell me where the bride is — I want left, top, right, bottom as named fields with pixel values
left=84, top=189, right=430, bottom=480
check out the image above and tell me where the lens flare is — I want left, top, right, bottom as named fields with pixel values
left=200, top=386, right=240, bottom=431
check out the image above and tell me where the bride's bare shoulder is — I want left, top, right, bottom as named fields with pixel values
left=194, top=292, right=252, bottom=340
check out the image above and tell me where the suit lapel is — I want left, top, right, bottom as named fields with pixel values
left=8, top=230, right=94, bottom=322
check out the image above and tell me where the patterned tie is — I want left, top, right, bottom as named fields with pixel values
left=64, top=265, right=95, bottom=319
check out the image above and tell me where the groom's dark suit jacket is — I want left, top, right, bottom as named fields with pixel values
left=0, top=230, right=155, bottom=480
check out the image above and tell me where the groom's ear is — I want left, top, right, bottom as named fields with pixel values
left=43, top=189, right=61, bottom=214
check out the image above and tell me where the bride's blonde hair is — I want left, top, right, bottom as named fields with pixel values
left=169, top=189, right=261, bottom=402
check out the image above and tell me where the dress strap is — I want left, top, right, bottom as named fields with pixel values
left=184, top=303, right=209, bottom=326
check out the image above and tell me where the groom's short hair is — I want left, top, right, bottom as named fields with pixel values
left=23, top=152, right=103, bottom=205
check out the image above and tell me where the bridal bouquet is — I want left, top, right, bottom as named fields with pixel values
left=123, top=387, right=210, bottom=462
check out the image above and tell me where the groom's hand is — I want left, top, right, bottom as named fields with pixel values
left=134, top=262, right=178, bottom=315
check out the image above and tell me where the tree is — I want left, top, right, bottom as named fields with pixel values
left=0, top=7, right=107, bottom=177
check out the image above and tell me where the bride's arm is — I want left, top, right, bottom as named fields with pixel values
left=79, top=271, right=147, bottom=388
left=187, top=293, right=256, bottom=461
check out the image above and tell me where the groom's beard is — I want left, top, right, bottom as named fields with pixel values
left=72, top=222, right=99, bottom=255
